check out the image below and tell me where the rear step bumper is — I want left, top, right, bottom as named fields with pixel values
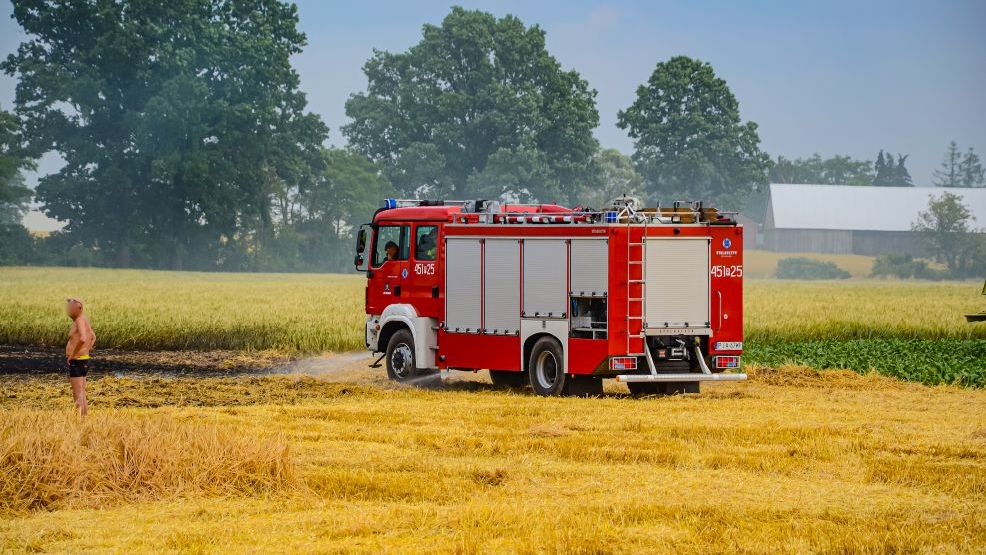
left=615, top=373, right=747, bottom=383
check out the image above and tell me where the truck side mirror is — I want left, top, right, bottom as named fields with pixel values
left=355, top=225, right=371, bottom=272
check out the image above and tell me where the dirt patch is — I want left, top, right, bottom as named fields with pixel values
left=0, top=346, right=496, bottom=388
left=0, top=345, right=292, bottom=376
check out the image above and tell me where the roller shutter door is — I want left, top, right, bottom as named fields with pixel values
left=445, top=238, right=482, bottom=332
left=484, top=239, right=520, bottom=334
left=522, top=239, right=567, bottom=318
left=570, top=239, right=608, bottom=297
left=644, top=238, right=710, bottom=329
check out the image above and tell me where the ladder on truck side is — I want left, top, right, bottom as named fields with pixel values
left=624, top=215, right=648, bottom=359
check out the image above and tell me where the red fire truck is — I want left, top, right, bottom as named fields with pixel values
left=354, top=197, right=746, bottom=396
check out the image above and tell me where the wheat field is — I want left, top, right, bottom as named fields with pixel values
left=2, top=267, right=983, bottom=353
left=0, top=368, right=984, bottom=553
left=744, top=280, right=984, bottom=342
left=0, top=267, right=366, bottom=352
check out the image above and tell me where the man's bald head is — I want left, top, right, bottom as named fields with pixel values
left=66, top=297, right=84, bottom=319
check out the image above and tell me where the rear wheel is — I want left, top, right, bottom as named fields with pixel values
left=489, top=370, right=528, bottom=388
left=527, top=338, right=602, bottom=397
left=529, top=337, right=567, bottom=396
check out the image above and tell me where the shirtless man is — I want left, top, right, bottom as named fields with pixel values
left=65, top=298, right=96, bottom=416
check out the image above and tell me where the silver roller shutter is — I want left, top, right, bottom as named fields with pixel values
left=483, top=239, right=520, bottom=334
left=644, top=238, right=710, bottom=329
left=445, top=238, right=482, bottom=332
left=570, top=239, right=608, bottom=297
left=522, top=239, right=568, bottom=318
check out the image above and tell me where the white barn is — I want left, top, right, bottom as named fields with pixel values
left=762, top=184, right=986, bottom=255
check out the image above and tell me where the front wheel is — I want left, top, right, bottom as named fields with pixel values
left=386, top=329, right=428, bottom=384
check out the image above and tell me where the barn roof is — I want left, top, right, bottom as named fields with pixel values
left=768, top=184, right=986, bottom=231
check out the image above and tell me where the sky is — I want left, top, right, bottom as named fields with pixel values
left=2, top=0, right=985, bottom=230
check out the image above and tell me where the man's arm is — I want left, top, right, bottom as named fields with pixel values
left=83, top=319, right=96, bottom=350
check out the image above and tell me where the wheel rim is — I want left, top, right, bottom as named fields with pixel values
left=535, top=350, right=559, bottom=389
left=391, top=343, right=413, bottom=378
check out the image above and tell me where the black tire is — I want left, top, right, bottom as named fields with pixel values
left=386, top=329, right=422, bottom=383
left=489, top=370, right=528, bottom=388
left=528, top=337, right=569, bottom=396
left=627, top=381, right=699, bottom=396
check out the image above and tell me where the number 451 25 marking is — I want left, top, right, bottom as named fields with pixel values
left=711, top=265, right=743, bottom=278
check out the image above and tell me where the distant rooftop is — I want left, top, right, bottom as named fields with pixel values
left=767, top=184, right=986, bottom=232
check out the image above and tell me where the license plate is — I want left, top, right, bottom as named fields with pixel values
left=716, top=341, right=743, bottom=351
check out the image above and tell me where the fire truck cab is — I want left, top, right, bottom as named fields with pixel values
left=354, top=198, right=746, bottom=396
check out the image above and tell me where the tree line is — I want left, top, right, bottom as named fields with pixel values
left=0, top=3, right=982, bottom=272
left=769, top=144, right=984, bottom=188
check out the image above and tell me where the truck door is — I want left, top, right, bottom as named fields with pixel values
left=366, top=224, right=410, bottom=315
left=408, top=223, right=441, bottom=317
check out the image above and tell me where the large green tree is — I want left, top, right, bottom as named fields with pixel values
left=617, top=56, right=770, bottom=209
left=343, top=7, right=600, bottom=204
left=769, top=154, right=873, bottom=185
left=3, top=0, right=327, bottom=269
left=0, top=107, right=36, bottom=264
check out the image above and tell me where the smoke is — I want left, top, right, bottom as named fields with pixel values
left=271, top=351, right=376, bottom=381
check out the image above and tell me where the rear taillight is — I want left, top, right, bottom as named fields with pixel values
left=609, top=357, right=638, bottom=371
left=715, top=356, right=741, bottom=369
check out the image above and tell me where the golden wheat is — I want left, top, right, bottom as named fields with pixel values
left=0, top=408, right=293, bottom=512
left=0, top=371, right=984, bottom=553
left=745, top=279, right=984, bottom=341
left=0, top=267, right=365, bottom=352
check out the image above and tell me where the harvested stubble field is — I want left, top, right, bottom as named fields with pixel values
left=1, top=267, right=983, bottom=384
left=2, top=267, right=986, bottom=552
left=0, top=368, right=985, bottom=553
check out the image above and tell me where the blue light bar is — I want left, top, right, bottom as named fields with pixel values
left=384, top=198, right=397, bottom=209
left=605, top=211, right=617, bottom=223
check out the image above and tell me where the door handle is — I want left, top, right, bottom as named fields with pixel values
left=716, top=290, right=723, bottom=331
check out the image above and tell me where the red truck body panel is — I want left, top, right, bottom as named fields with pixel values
left=363, top=201, right=743, bottom=377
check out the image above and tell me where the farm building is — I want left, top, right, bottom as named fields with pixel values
left=762, top=184, right=986, bottom=256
